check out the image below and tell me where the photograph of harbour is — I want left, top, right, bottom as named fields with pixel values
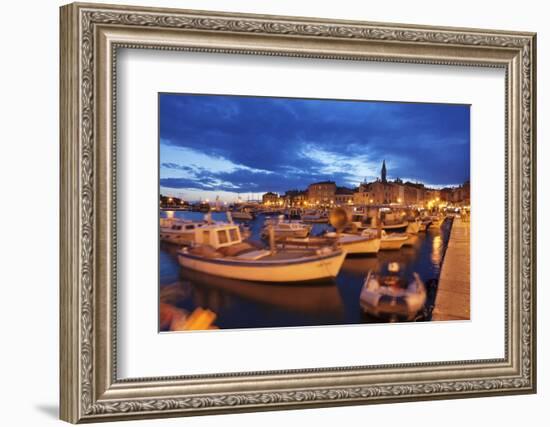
left=158, top=93, right=470, bottom=332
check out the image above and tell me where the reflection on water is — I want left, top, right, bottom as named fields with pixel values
left=159, top=211, right=453, bottom=330
left=431, top=235, right=443, bottom=265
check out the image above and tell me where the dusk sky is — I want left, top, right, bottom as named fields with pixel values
left=159, top=93, right=470, bottom=202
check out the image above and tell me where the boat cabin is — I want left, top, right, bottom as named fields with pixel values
left=160, top=217, right=204, bottom=232
left=194, top=224, right=243, bottom=249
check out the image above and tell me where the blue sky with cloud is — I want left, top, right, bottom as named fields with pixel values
left=159, top=93, right=470, bottom=202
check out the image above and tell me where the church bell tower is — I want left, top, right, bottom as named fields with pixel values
left=381, top=160, right=387, bottom=183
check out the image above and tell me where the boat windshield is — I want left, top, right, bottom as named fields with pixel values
left=228, top=228, right=240, bottom=242
left=217, top=229, right=229, bottom=244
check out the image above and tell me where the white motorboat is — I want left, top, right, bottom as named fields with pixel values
left=324, top=232, right=380, bottom=255
left=231, top=208, right=254, bottom=221
left=261, top=218, right=311, bottom=239
left=367, top=230, right=408, bottom=250
left=301, top=210, right=329, bottom=223
left=280, top=231, right=380, bottom=256
left=348, top=212, right=373, bottom=232
left=159, top=217, right=206, bottom=245
left=381, top=211, right=408, bottom=233
left=360, top=265, right=427, bottom=321
left=406, top=220, right=421, bottom=234
left=177, top=223, right=346, bottom=283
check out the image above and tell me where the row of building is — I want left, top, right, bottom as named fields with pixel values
left=262, top=161, right=470, bottom=208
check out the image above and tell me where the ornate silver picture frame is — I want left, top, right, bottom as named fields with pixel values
left=60, top=2, right=536, bottom=423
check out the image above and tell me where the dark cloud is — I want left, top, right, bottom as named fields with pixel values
left=161, top=167, right=354, bottom=194
left=160, top=93, right=470, bottom=194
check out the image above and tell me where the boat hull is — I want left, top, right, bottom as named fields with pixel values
left=406, top=221, right=421, bottom=234
left=339, top=236, right=381, bottom=255
left=379, top=236, right=408, bottom=250
left=382, top=222, right=408, bottom=233
left=231, top=213, right=254, bottom=220
left=263, top=228, right=311, bottom=239
left=177, top=250, right=346, bottom=283
left=160, top=230, right=195, bottom=245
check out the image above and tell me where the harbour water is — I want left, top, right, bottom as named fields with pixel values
left=159, top=211, right=453, bottom=330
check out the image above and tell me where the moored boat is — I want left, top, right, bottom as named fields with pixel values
left=325, top=232, right=380, bottom=255
left=280, top=231, right=380, bottom=256
left=159, top=217, right=206, bottom=245
left=381, top=211, right=408, bottom=233
left=301, top=210, right=329, bottom=223
left=177, top=223, right=346, bottom=283
left=360, top=265, right=427, bottom=321
left=231, top=208, right=254, bottom=221
left=376, top=230, right=408, bottom=250
left=261, top=216, right=312, bottom=239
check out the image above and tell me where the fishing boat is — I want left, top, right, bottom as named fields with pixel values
left=231, top=208, right=254, bottom=221
left=261, top=217, right=312, bottom=239
left=285, top=208, right=302, bottom=220
left=301, top=210, right=329, bottom=223
left=278, top=231, right=380, bottom=256
left=360, top=264, right=427, bottom=321
left=324, top=232, right=380, bottom=255
left=348, top=212, right=373, bottom=232
left=177, top=223, right=346, bottom=283
left=381, top=211, right=408, bottom=233
left=373, top=230, right=409, bottom=250
left=406, top=219, right=421, bottom=234
left=159, top=217, right=206, bottom=245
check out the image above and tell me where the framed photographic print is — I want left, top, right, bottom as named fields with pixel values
left=60, top=2, right=537, bottom=423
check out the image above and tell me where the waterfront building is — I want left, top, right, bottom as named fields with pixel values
left=284, top=189, right=308, bottom=207
left=334, top=187, right=355, bottom=206
left=262, top=191, right=280, bottom=206
left=438, top=181, right=470, bottom=206
left=307, top=180, right=336, bottom=207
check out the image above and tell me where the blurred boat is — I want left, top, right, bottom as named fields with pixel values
left=324, top=231, right=380, bottom=255
left=231, top=208, right=254, bottom=221
left=261, top=216, right=312, bottom=239
left=278, top=231, right=380, bottom=256
left=301, top=210, right=329, bottom=223
left=376, top=230, right=408, bottom=250
left=406, top=219, right=421, bottom=234
left=159, top=217, right=206, bottom=245
left=360, top=265, right=427, bottom=321
left=381, top=211, right=408, bottom=233
left=177, top=223, right=346, bottom=282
